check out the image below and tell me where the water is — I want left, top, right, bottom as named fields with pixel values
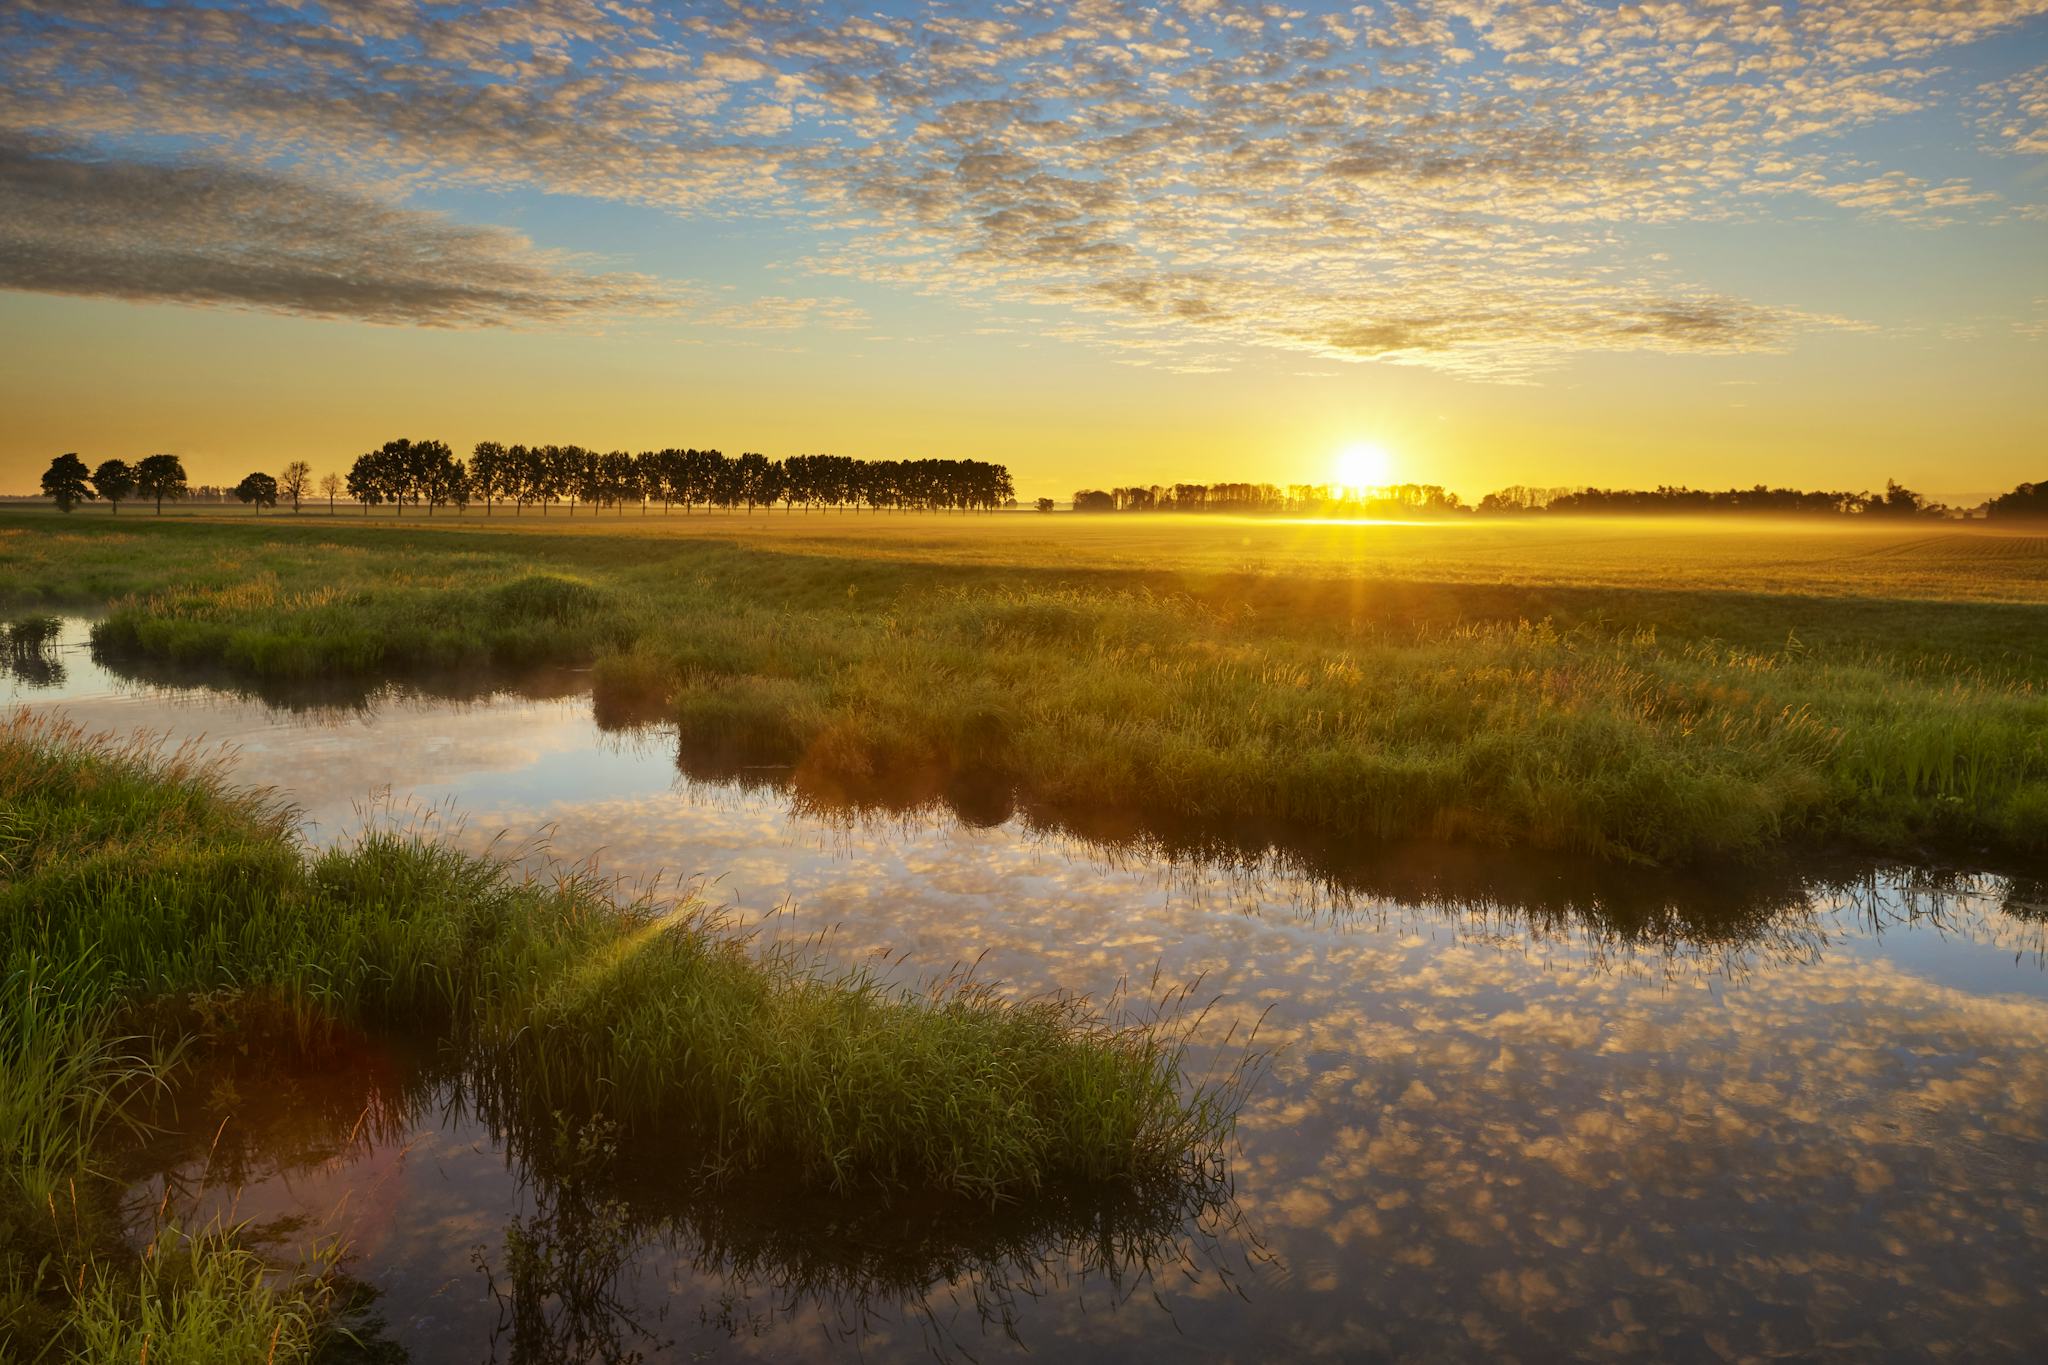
left=9, top=619, right=2048, bottom=1361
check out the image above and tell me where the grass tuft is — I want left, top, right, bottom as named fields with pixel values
left=70, top=1221, right=338, bottom=1365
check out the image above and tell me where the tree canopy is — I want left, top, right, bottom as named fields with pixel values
left=40, top=453, right=95, bottom=512
left=232, top=471, right=278, bottom=510
left=279, top=460, right=313, bottom=512
left=89, top=459, right=136, bottom=512
left=134, top=454, right=189, bottom=514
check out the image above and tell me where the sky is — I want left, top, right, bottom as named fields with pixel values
left=1, top=0, right=2044, bottom=502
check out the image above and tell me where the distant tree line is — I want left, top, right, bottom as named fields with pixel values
left=1071, top=478, right=2048, bottom=521
left=1508, top=481, right=1942, bottom=518
left=1072, top=483, right=1466, bottom=515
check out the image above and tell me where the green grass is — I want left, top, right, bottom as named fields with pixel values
left=69, top=1221, right=340, bottom=1365
left=4, top=508, right=2047, bottom=865
left=0, top=713, right=1239, bottom=1357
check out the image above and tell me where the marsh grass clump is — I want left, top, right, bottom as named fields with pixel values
left=0, top=712, right=1243, bottom=1355
left=0, top=713, right=1228, bottom=1195
left=87, top=568, right=629, bottom=680
left=649, top=591, right=2048, bottom=864
left=69, top=1221, right=340, bottom=1365
left=491, top=572, right=612, bottom=624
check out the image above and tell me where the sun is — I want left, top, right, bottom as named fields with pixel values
left=1333, top=441, right=1396, bottom=493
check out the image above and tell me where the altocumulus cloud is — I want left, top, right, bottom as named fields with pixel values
left=1, top=1, right=2043, bottom=372
left=0, top=135, right=687, bottom=327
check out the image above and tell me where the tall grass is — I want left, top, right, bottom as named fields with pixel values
left=0, top=955, right=168, bottom=1209
left=69, top=1221, right=339, bottom=1365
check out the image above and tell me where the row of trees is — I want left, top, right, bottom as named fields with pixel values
left=39, top=453, right=196, bottom=514
left=39, top=453, right=328, bottom=515
left=345, top=441, right=1015, bottom=516
left=36, top=444, right=1016, bottom=517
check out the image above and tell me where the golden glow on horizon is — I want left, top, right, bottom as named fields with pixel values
left=1334, top=441, right=1396, bottom=494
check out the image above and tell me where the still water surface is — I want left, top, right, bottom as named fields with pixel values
left=8, top=621, right=2047, bottom=1361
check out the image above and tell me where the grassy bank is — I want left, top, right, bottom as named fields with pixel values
left=5, top=509, right=2048, bottom=864
left=0, top=713, right=1234, bottom=1356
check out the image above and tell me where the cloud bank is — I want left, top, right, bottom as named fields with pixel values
left=0, top=134, right=684, bottom=327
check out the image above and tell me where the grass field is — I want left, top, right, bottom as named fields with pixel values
left=0, top=713, right=1237, bottom=1355
left=4, top=506, right=2047, bottom=865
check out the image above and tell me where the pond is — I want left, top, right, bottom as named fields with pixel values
left=8, top=619, right=2047, bottom=1361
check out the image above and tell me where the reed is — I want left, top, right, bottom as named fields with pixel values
left=68, top=1221, right=338, bottom=1365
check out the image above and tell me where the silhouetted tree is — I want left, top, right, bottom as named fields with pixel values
left=319, top=471, right=341, bottom=513
left=90, top=458, right=136, bottom=514
left=503, top=444, right=535, bottom=514
left=730, top=451, right=767, bottom=513
left=1072, top=489, right=1114, bottom=512
left=41, top=453, right=95, bottom=512
left=279, top=459, right=312, bottom=513
left=566, top=446, right=600, bottom=516
left=134, top=454, right=189, bottom=515
left=471, top=441, right=508, bottom=515
left=1035, top=497, right=1055, bottom=513
left=598, top=449, right=634, bottom=514
left=408, top=439, right=460, bottom=515
left=233, top=471, right=278, bottom=512
left=1988, top=479, right=2048, bottom=520
left=345, top=457, right=385, bottom=514
left=1870, top=479, right=1932, bottom=518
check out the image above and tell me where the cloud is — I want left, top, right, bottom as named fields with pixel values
left=700, top=294, right=870, bottom=331
left=1978, top=63, right=2048, bottom=154
left=0, top=134, right=689, bottom=327
left=0, top=1, right=2039, bottom=373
